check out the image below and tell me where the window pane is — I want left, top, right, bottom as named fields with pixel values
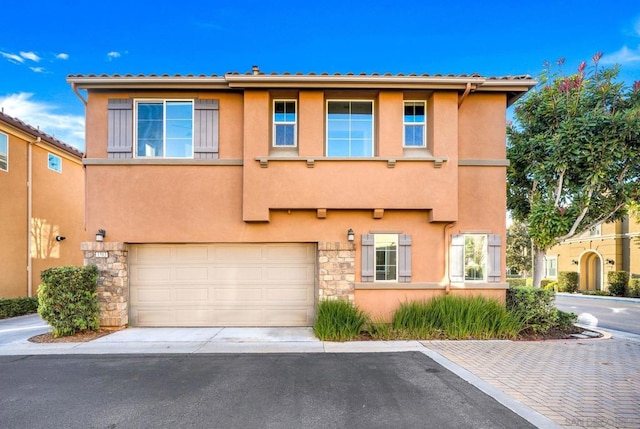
left=327, top=139, right=350, bottom=156
left=166, top=138, right=192, bottom=157
left=350, top=139, right=372, bottom=157
left=328, top=101, right=349, bottom=115
left=275, top=125, right=295, bottom=146
left=464, top=235, right=487, bottom=281
left=327, top=101, right=373, bottom=157
left=48, top=153, right=62, bottom=172
left=405, top=125, right=424, bottom=147
left=0, top=133, right=7, bottom=171
left=375, top=234, right=398, bottom=281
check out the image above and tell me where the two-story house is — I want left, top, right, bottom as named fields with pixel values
left=0, top=111, right=84, bottom=298
left=68, top=68, right=535, bottom=327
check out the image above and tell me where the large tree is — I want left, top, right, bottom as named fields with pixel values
left=507, top=54, right=640, bottom=286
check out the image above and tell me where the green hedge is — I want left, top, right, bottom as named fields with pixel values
left=506, top=286, right=563, bottom=333
left=0, top=297, right=39, bottom=319
left=37, top=265, right=100, bottom=337
left=607, top=271, right=629, bottom=297
left=629, top=278, right=640, bottom=298
left=558, top=271, right=579, bottom=293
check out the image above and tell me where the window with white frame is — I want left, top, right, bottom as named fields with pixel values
left=48, top=153, right=62, bottom=173
left=403, top=101, right=426, bottom=147
left=375, top=234, right=398, bottom=281
left=544, top=256, right=558, bottom=279
left=273, top=100, right=296, bottom=147
left=464, top=235, right=487, bottom=281
left=0, top=132, right=7, bottom=171
left=135, top=100, right=193, bottom=158
left=326, top=100, right=373, bottom=157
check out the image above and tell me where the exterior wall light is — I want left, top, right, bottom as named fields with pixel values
left=606, top=259, right=615, bottom=265
left=96, top=229, right=106, bottom=242
left=571, top=259, right=578, bottom=265
left=347, top=228, right=355, bottom=242
left=55, top=235, right=66, bottom=242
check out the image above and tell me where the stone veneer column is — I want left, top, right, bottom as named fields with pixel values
left=318, top=242, right=356, bottom=302
left=80, top=242, right=129, bottom=327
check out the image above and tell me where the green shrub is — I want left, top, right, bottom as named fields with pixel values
left=629, top=277, right=640, bottom=298
left=607, top=271, right=629, bottom=297
left=506, top=278, right=527, bottom=288
left=37, top=265, right=100, bottom=338
left=555, top=310, right=578, bottom=330
left=313, top=299, right=368, bottom=341
left=392, top=296, right=522, bottom=340
left=581, top=290, right=612, bottom=296
left=540, top=279, right=554, bottom=289
left=506, top=286, right=559, bottom=333
left=557, top=271, right=579, bottom=293
left=0, top=297, right=39, bottom=319
left=543, top=281, right=558, bottom=292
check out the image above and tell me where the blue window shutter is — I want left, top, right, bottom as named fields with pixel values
left=107, top=99, right=133, bottom=159
left=398, top=234, right=412, bottom=283
left=487, top=234, right=502, bottom=282
left=361, top=234, right=374, bottom=282
left=194, top=99, right=219, bottom=159
left=450, top=234, right=464, bottom=282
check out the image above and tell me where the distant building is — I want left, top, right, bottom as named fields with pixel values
left=0, top=111, right=84, bottom=298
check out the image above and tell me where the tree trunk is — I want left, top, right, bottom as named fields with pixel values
left=532, top=246, right=546, bottom=288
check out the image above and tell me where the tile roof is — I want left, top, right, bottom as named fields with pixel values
left=0, top=110, right=83, bottom=158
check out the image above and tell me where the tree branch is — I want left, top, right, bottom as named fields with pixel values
left=554, top=168, right=565, bottom=208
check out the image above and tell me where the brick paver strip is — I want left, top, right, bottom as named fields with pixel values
left=424, top=338, right=640, bottom=429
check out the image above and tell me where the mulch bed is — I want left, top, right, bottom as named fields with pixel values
left=29, top=327, right=124, bottom=343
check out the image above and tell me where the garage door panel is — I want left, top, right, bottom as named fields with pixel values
left=130, top=243, right=316, bottom=327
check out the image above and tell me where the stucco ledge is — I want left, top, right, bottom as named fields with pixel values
left=81, top=242, right=128, bottom=251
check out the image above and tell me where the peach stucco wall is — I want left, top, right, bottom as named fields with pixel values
left=0, top=126, right=84, bottom=298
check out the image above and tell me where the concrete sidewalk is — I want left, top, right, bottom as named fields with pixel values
left=2, top=314, right=639, bottom=428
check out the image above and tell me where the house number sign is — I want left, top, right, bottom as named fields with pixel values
left=95, top=251, right=109, bottom=258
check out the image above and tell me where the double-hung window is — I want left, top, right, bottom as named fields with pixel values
left=48, top=153, right=62, bottom=173
left=464, top=235, right=487, bottom=281
left=544, top=256, right=558, bottom=279
left=450, top=234, right=502, bottom=283
left=403, top=101, right=426, bottom=147
left=273, top=100, right=296, bottom=147
left=0, top=132, right=7, bottom=171
left=375, top=234, right=398, bottom=281
left=135, top=100, right=193, bottom=158
left=326, top=100, right=373, bottom=157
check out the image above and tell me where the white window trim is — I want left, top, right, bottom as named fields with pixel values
left=374, top=233, right=398, bottom=282
left=47, top=153, right=62, bottom=173
left=464, top=234, right=488, bottom=282
left=133, top=99, right=194, bottom=159
left=544, top=255, right=558, bottom=279
left=403, top=101, right=426, bottom=148
left=0, top=131, right=8, bottom=172
left=325, top=99, right=375, bottom=157
left=272, top=100, right=297, bottom=148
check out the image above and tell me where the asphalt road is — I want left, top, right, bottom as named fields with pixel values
left=555, top=294, right=640, bottom=335
left=0, top=353, right=535, bottom=429
left=0, top=314, right=49, bottom=345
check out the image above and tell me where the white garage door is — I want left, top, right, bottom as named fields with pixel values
left=129, top=243, right=316, bottom=327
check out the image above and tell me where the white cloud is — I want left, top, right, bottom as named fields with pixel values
left=19, top=51, right=41, bottom=62
left=0, top=93, right=85, bottom=151
left=0, top=51, right=24, bottom=63
left=56, top=53, right=69, bottom=60
left=30, top=67, right=46, bottom=73
left=107, top=51, right=121, bottom=60
left=601, top=45, right=640, bottom=65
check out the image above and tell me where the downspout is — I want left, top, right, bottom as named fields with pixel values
left=458, top=82, right=473, bottom=108
left=71, top=82, right=88, bottom=106
left=444, top=221, right=457, bottom=294
left=27, top=137, right=40, bottom=297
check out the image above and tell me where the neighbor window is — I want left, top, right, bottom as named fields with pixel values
left=544, top=256, right=558, bottom=279
left=589, top=224, right=602, bottom=236
left=403, top=101, right=426, bottom=147
left=48, top=153, right=62, bottom=173
left=464, top=235, right=487, bottom=281
left=326, top=100, right=373, bottom=157
left=375, top=234, right=398, bottom=282
left=0, top=132, right=7, bottom=171
left=135, top=100, right=193, bottom=158
left=273, top=100, right=297, bottom=147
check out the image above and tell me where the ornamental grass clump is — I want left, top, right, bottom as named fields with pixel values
left=37, top=265, right=100, bottom=338
left=313, top=299, right=368, bottom=341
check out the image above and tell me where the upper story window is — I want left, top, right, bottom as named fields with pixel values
left=48, top=153, right=62, bottom=173
left=135, top=100, right=193, bottom=158
left=375, top=234, right=398, bottom=282
left=403, top=101, right=426, bottom=147
left=326, top=100, right=373, bottom=157
left=273, top=100, right=297, bottom=147
left=0, top=132, right=7, bottom=172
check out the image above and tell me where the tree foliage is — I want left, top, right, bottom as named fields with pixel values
left=508, top=55, right=640, bottom=253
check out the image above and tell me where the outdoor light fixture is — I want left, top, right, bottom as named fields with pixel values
left=571, top=260, right=578, bottom=265
left=55, top=235, right=66, bottom=242
left=606, top=259, right=615, bottom=265
left=347, top=228, right=355, bottom=242
left=96, top=229, right=106, bottom=242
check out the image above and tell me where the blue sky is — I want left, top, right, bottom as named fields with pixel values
left=1, top=0, right=639, bottom=151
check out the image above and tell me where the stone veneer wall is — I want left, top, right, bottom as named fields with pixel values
left=80, top=242, right=129, bottom=327
left=318, top=241, right=356, bottom=302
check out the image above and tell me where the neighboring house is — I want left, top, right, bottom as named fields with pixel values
left=67, top=68, right=535, bottom=327
left=0, top=111, right=84, bottom=298
left=545, top=216, right=640, bottom=291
